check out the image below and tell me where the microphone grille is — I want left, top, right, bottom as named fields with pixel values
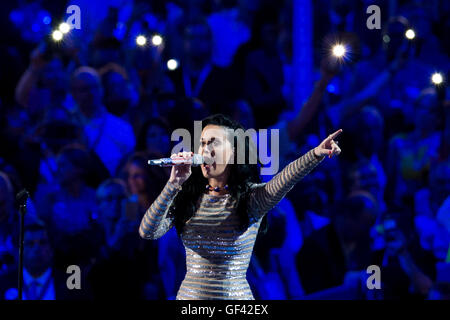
left=192, top=154, right=204, bottom=166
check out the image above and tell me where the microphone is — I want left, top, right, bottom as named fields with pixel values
left=16, top=189, right=30, bottom=204
left=148, top=154, right=204, bottom=167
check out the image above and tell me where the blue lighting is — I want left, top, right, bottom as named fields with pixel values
left=9, top=10, right=23, bottom=24
left=327, top=84, right=336, bottom=93
left=43, top=15, right=51, bottom=25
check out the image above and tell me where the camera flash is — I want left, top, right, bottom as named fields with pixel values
left=136, top=35, right=147, bottom=46
left=332, top=44, right=346, bottom=58
left=431, top=72, right=443, bottom=85
left=152, top=34, right=163, bottom=46
left=405, top=29, right=415, bottom=40
left=59, top=22, right=70, bottom=34
left=52, top=30, right=63, bottom=41
left=167, top=59, right=178, bottom=70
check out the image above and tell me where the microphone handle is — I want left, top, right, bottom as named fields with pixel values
left=148, top=158, right=198, bottom=167
left=162, top=159, right=193, bottom=167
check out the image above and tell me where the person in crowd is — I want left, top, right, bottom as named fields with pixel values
left=428, top=282, right=450, bottom=300
left=414, top=161, right=450, bottom=261
left=33, top=144, right=102, bottom=271
left=98, top=63, right=138, bottom=119
left=386, top=88, right=443, bottom=210
left=121, top=152, right=168, bottom=215
left=70, top=66, right=136, bottom=176
left=227, top=100, right=255, bottom=131
left=341, top=16, right=435, bottom=138
left=88, top=34, right=123, bottom=70
left=399, top=3, right=449, bottom=70
left=206, top=0, right=254, bottom=68
left=33, top=120, right=83, bottom=186
left=249, top=206, right=305, bottom=299
left=243, top=6, right=285, bottom=128
left=15, top=44, right=73, bottom=125
left=296, top=192, right=380, bottom=296
left=345, top=159, right=386, bottom=216
left=379, top=217, right=436, bottom=299
left=167, top=19, right=241, bottom=114
left=0, top=172, right=17, bottom=277
left=89, top=178, right=161, bottom=300
left=288, top=175, right=331, bottom=246
left=125, top=23, right=175, bottom=101
left=0, top=221, right=91, bottom=300
left=339, top=107, right=386, bottom=197
left=165, top=97, right=210, bottom=134
left=438, top=95, right=450, bottom=162
left=297, top=191, right=437, bottom=299
left=136, top=118, right=171, bottom=157
left=157, top=224, right=186, bottom=300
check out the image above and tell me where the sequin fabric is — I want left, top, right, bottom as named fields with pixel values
left=139, top=149, right=324, bottom=299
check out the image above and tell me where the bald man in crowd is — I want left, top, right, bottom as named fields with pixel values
left=70, top=67, right=136, bottom=176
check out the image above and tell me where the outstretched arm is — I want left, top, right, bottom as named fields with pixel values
left=15, top=45, right=47, bottom=108
left=248, top=129, right=342, bottom=218
left=287, top=56, right=339, bottom=141
left=326, top=49, right=405, bottom=128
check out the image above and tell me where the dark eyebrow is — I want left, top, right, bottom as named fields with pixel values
left=200, top=137, right=217, bottom=143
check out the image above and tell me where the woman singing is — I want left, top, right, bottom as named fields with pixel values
left=139, top=114, right=342, bottom=300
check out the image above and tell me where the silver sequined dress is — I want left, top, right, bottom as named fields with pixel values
left=139, top=149, right=324, bottom=299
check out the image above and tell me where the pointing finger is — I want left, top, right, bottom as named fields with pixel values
left=328, top=129, right=343, bottom=141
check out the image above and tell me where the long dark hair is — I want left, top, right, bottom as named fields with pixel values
left=171, top=114, right=264, bottom=233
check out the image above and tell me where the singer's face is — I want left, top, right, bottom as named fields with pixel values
left=199, top=125, right=234, bottom=180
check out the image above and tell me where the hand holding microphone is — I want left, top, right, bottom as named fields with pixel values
left=149, top=152, right=214, bottom=187
left=166, top=152, right=195, bottom=187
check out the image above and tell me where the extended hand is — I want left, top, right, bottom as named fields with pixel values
left=314, top=129, right=343, bottom=158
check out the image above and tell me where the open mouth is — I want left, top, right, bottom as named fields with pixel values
left=202, top=161, right=216, bottom=171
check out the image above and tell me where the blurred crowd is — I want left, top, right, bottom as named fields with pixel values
left=0, top=0, right=449, bottom=300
